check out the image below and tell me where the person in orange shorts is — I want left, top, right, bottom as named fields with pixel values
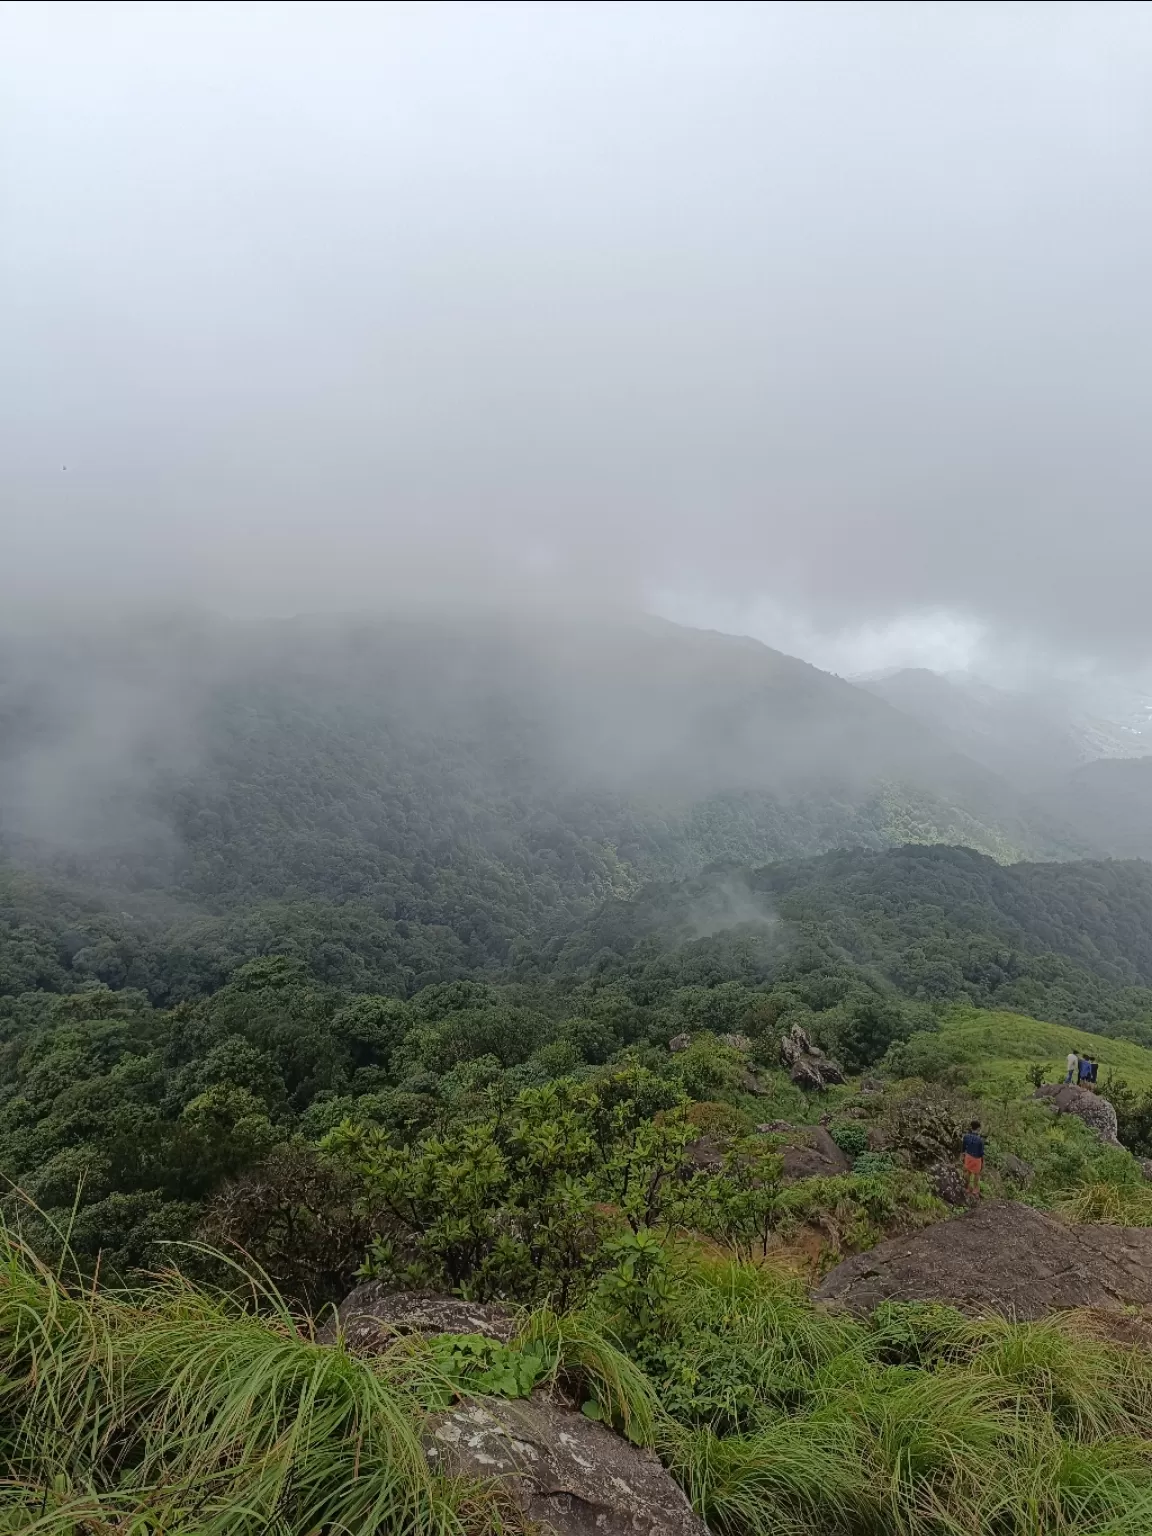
left=962, top=1120, right=985, bottom=1198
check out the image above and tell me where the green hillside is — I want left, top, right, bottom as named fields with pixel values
left=0, top=614, right=1086, bottom=1004
left=900, top=1005, right=1152, bottom=1094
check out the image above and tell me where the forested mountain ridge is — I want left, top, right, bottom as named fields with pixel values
left=1040, top=757, right=1152, bottom=861
left=0, top=612, right=1088, bottom=1002
left=549, top=844, right=1152, bottom=1044
left=860, top=667, right=1152, bottom=858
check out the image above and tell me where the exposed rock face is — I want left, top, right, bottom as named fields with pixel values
left=720, top=1032, right=753, bottom=1053
left=779, top=1126, right=852, bottom=1182
left=1142, top=1160, right=1152, bottom=1184
left=1000, top=1152, right=1034, bottom=1186
left=316, top=1285, right=515, bottom=1350
left=928, top=1160, right=973, bottom=1208
left=814, top=1201, right=1152, bottom=1320
left=425, top=1396, right=707, bottom=1536
left=1034, top=1083, right=1122, bottom=1147
left=668, top=1032, right=692, bottom=1054
left=683, top=1135, right=726, bottom=1174
left=780, top=1022, right=845, bottom=1091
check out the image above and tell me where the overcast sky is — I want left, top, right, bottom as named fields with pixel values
left=3, top=1, right=1152, bottom=678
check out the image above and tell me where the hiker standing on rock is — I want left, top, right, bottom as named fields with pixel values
left=1079, top=1054, right=1094, bottom=1092
left=1066, top=1049, right=1079, bottom=1085
left=962, top=1120, right=985, bottom=1198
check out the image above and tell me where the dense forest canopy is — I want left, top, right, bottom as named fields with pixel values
left=5, top=615, right=1152, bottom=1533
left=4, top=613, right=1152, bottom=1323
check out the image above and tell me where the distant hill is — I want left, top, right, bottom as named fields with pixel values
left=858, top=667, right=1148, bottom=787
left=861, top=667, right=1152, bottom=860
left=0, top=612, right=1086, bottom=1000
left=1043, top=757, right=1152, bottom=861
left=549, top=843, right=1152, bottom=1045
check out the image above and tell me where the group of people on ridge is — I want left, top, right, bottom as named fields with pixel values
left=958, top=1048, right=1103, bottom=1203
left=1066, top=1048, right=1099, bottom=1090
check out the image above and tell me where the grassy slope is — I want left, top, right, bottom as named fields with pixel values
left=933, top=1006, right=1152, bottom=1093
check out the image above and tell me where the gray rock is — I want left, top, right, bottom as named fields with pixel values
left=789, top=1057, right=826, bottom=1091
left=778, top=1126, right=851, bottom=1182
left=1142, top=1160, right=1152, bottom=1184
left=814, top=1201, right=1152, bottom=1321
left=1000, top=1152, right=1034, bottom=1186
left=755, top=1119, right=797, bottom=1134
left=316, top=1285, right=515, bottom=1350
left=928, top=1160, right=972, bottom=1208
left=425, top=1395, right=707, bottom=1536
left=720, top=1032, right=753, bottom=1053
left=668, top=1032, right=692, bottom=1054
left=1033, top=1083, right=1122, bottom=1147
left=683, top=1135, right=726, bottom=1174
left=779, top=1022, right=815, bottom=1067
left=781, top=1021, right=845, bottom=1091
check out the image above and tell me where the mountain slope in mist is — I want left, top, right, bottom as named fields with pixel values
left=0, top=612, right=1086, bottom=998
left=547, top=843, right=1152, bottom=1046
left=1042, top=758, right=1152, bottom=861
left=859, top=667, right=1152, bottom=857
left=857, top=668, right=1150, bottom=784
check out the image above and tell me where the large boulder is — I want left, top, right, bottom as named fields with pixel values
left=814, top=1200, right=1152, bottom=1320
left=780, top=1022, right=845, bottom=1091
left=927, top=1160, right=973, bottom=1208
left=316, top=1285, right=515, bottom=1350
left=682, top=1134, right=726, bottom=1174
left=999, top=1152, right=1034, bottom=1187
left=720, top=1032, right=754, bottom=1053
left=1033, top=1083, right=1122, bottom=1147
left=425, top=1395, right=707, bottom=1536
left=778, top=1126, right=852, bottom=1182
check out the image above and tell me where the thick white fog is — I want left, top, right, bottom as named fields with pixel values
left=3, top=1, right=1152, bottom=686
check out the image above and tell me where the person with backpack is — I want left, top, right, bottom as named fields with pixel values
left=962, top=1120, right=985, bottom=1198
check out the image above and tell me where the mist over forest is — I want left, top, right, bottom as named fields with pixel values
left=5, top=5, right=1152, bottom=1534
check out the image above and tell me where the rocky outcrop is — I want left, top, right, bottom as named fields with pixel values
left=780, top=1022, right=845, bottom=1092
left=321, top=1287, right=707, bottom=1534
left=316, top=1285, right=515, bottom=1349
left=425, top=1395, right=707, bottom=1536
left=668, top=1032, right=692, bottom=1054
left=753, top=1121, right=851, bottom=1180
left=814, top=1201, right=1152, bottom=1320
left=1033, top=1083, right=1122, bottom=1147
left=683, top=1135, right=726, bottom=1174
left=1000, top=1152, right=1034, bottom=1186
left=928, top=1160, right=973, bottom=1207
left=720, top=1032, right=754, bottom=1053
left=780, top=1126, right=851, bottom=1181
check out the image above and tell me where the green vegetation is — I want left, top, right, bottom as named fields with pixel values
left=13, top=840, right=1152, bottom=1284
left=7, top=1224, right=1152, bottom=1535
left=5, top=621, right=1152, bottom=1531
left=891, top=1007, right=1152, bottom=1094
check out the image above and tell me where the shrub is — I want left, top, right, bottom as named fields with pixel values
left=827, top=1121, right=868, bottom=1159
